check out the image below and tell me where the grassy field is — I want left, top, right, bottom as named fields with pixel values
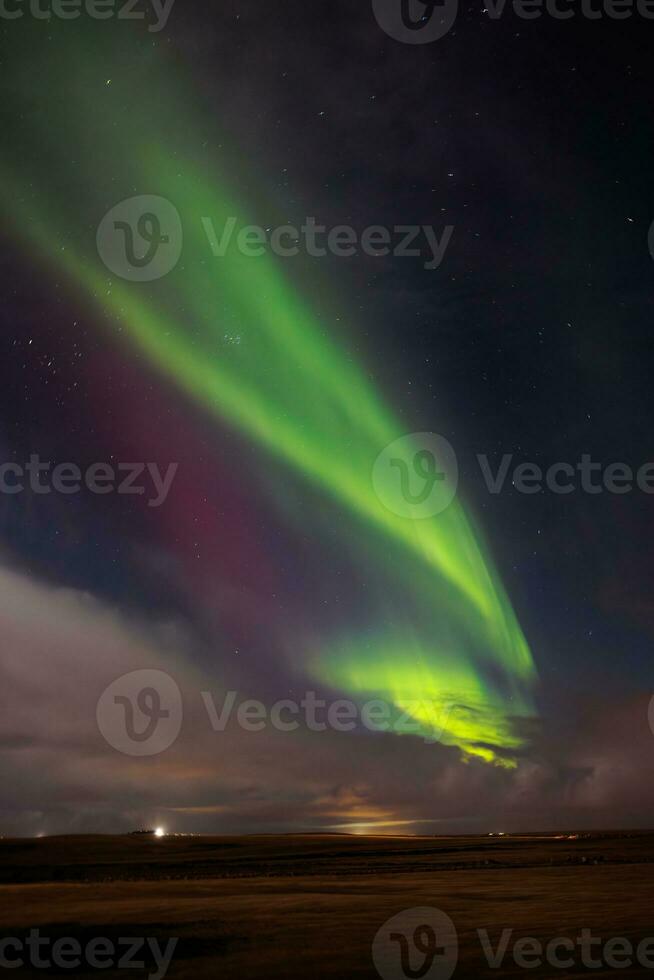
left=0, top=832, right=653, bottom=978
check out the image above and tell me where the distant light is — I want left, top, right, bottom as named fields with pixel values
left=154, top=827, right=165, bottom=838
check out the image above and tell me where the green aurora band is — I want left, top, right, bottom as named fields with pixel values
left=2, top=23, right=538, bottom=766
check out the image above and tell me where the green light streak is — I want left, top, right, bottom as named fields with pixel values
left=1, top=22, right=538, bottom=765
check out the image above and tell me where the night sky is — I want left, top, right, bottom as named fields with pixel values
left=1, top=0, right=654, bottom=836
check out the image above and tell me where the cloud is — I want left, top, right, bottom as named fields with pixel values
left=1, top=560, right=653, bottom=836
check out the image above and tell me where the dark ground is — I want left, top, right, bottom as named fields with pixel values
left=1, top=832, right=653, bottom=977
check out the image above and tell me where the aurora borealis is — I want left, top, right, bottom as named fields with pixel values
left=2, top=2, right=654, bottom=837
left=0, top=20, right=538, bottom=768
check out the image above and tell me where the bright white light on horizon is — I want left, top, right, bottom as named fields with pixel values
left=154, top=827, right=165, bottom=838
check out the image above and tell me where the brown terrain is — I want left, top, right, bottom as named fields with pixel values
left=0, top=832, right=653, bottom=978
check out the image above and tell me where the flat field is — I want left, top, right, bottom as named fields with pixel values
left=0, top=832, right=652, bottom=978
